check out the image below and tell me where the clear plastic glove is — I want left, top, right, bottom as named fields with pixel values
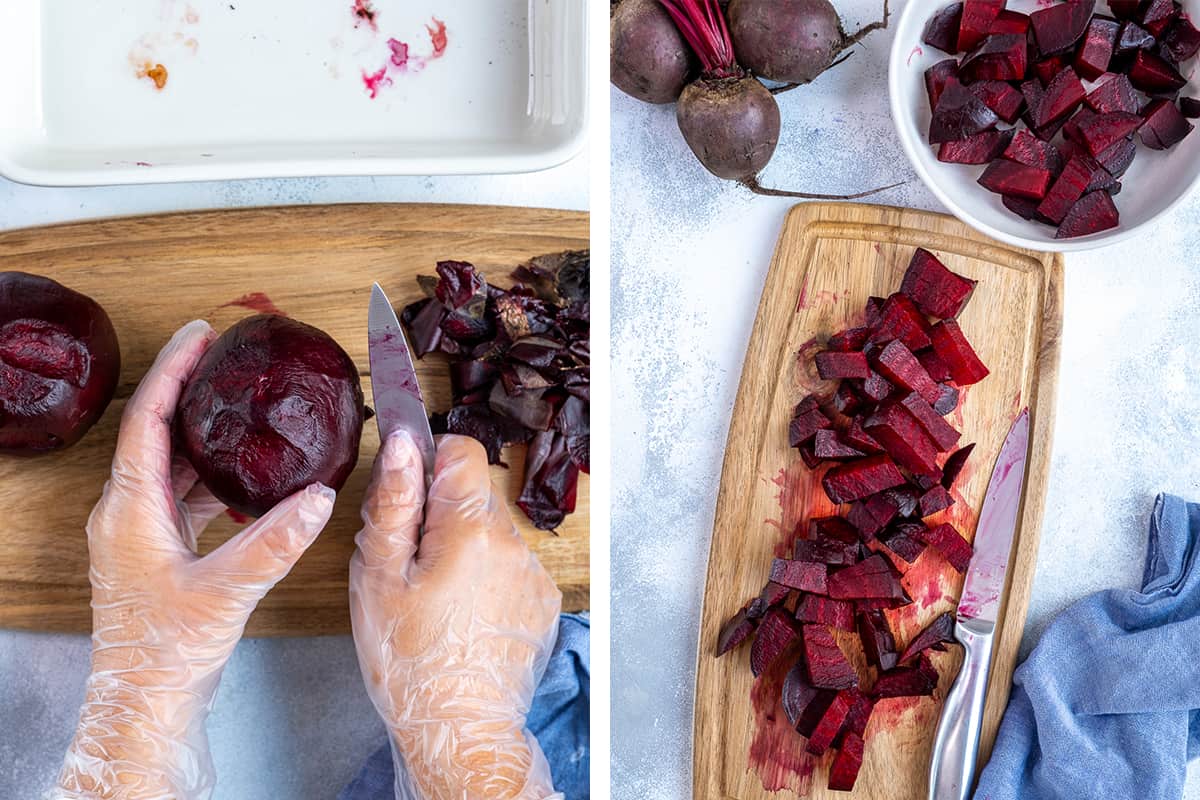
left=56, top=320, right=337, bottom=800
left=350, top=433, right=564, bottom=800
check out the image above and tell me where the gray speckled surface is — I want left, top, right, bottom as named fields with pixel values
left=0, top=155, right=588, bottom=800
left=609, top=1, right=1200, bottom=796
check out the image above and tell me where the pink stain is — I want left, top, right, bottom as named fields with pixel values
left=352, top=0, right=379, bottom=31
left=221, top=292, right=286, bottom=316
left=369, top=330, right=423, bottom=401
left=873, top=243, right=882, bottom=254
left=135, top=161, right=154, bottom=167
left=748, top=641, right=818, bottom=794
left=362, top=65, right=393, bottom=98
left=388, top=38, right=410, bottom=68
left=226, top=509, right=249, bottom=524
left=796, top=275, right=810, bottom=312
left=427, top=17, right=448, bottom=57
left=362, top=17, right=448, bottom=99
left=908, top=45, right=924, bottom=66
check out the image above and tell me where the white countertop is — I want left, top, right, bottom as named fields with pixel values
left=0, top=156, right=588, bottom=799
left=609, top=1, right=1200, bottom=796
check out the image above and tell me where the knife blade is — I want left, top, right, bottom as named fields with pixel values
left=368, top=283, right=436, bottom=483
left=928, top=408, right=1030, bottom=800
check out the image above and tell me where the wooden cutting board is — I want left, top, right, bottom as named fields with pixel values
left=0, top=204, right=590, bottom=636
left=693, top=203, right=1062, bottom=800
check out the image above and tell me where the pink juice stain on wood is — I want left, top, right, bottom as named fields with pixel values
left=764, top=460, right=836, bottom=555
left=748, top=641, right=817, bottom=795
left=222, top=292, right=286, bottom=316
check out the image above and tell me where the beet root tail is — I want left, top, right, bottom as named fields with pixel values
left=740, top=175, right=907, bottom=200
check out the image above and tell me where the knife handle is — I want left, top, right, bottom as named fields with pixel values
left=927, top=621, right=994, bottom=800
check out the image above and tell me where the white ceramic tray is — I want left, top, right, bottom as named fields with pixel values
left=0, top=0, right=588, bottom=185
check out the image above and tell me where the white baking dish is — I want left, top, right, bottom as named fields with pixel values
left=0, top=0, right=588, bottom=185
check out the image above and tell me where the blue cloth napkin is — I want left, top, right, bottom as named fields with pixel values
left=339, top=613, right=590, bottom=800
left=975, top=494, right=1200, bottom=800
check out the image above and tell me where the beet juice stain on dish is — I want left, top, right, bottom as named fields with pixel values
left=128, top=1, right=201, bottom=91
left=355, top=10, right=450, bottom=99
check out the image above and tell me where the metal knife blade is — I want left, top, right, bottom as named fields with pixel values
left=957, top=408, right=1030, bottom=628
left=368, top=283, right=436, bottom=482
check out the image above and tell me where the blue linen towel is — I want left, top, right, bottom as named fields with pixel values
left=339, top=613, right=590, bottom=800
left=974, top=494, right=1200, bottom=800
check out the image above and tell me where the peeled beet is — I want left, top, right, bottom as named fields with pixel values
left=970, top=80, right=1026, bottom=123
left=926, top=59, right=961, bottom=110
left=1140, top=0, right=1179, bottom=37
left=847, top=493, right=900, bottom=539
left=1163, top=17, right=1200, bottom=62
left=1115, top=20, right=1157, bottom=56
left=1074, top=17, right=1119, bottom=80
left=990, top=9, right=1030, bottom=36
left=871, top=340, right=941, bottom=407
left=900, top=248, right=976, bottom=319
left=1128, top=50, right=1187, bottom=93
left=782, top=662, right=836, bottom=735
left=865, top=402, right=941, bottom=476
left=872, top=653, right=940, bottom=698
left=857, top=608, right=898, bottom=670
left=941, top=443, right=975, bottom=490
left=1004, top=129, right=1064, bottom=172
left=899, top=611, right=957, bottom=663
left=0, top=273, right=120, bottom=455
left=929, top=319, right=990, bottom=385
left=813, top=428, right=867, bottom=461
left=1140, top=99, right=1195, bottom=150
left=938, top=130, right=1013, bottom=164
left=803, top=625, right=859, bottom=690
left=610, top=0, right=694, bottom=103
left=923, top=522, right=974, bottom=572
left=770, top=558, right=829, bottom=593
left=957, top=0, right=1005, bottom=52
left=796, top=595, right=856, bottom=630
left=1030, top=0, right=1095, bottom=56
left=978, top=159, right=1053, bottom=201
left=177, top=315, right=364, bottom=518
left=1032, top=67, right=1086, bottom=129
left=1038, top=154, right=1100, bottom=224
left=924, top=3, right=964, bottom=53
left=829, top=731, right=866, bottom=791
left=807, top=689, right=855, bottom=756
left=869, top=294, right=933, bottom=352
left=677, top=76, right=780, bottom=180
left=828, top=554, right=908, bottom=601
left=816, top=350, right=870, bottom=380
left=1086, top=73, right=1140, bottom=114
left=880, top=522, right=930, bottom=563
left=929, top=79, right=1001, bottom=144
left=751, top=606, right=802, bottom=677
left=958, top=33, right=1027, bottom=82
left=1056, top=190, right=1120, bottom=239
left=823, top=455, right=907, bottom=504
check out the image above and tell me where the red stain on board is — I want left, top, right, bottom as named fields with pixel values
left=748, top=642, right=818, bottom=795
left=908, top=45, right=924, bottom=66
left=764, top=460, right=836, bottom=554
left=226, top=509, right=250, bottom=524
left=222, top=292, right=286, bottom=316
left=353, top=0, right=379, bottom=31
left=873, top=243, right=882, bottom=254
left=796, top=275, right=810, bottom=312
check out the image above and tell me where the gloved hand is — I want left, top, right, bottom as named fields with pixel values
left=56, top=320, right=337, bottom=800
left=350, top=432, right=563, bottom=800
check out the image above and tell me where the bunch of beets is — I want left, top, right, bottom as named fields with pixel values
left=401, top=252, right=589, bottom=531
left=923, top=0, right=1199, bottom=239
left=716, top=249, right=990, bottom=791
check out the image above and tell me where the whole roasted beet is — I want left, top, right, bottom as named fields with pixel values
left=0, top=272, right=120, bottom=455
left=177, top=315, right=363, bottom=518
left=610, top=0, right=695, bottom=103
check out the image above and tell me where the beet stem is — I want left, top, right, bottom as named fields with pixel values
left=842, top=0, right=891, bottom=50
left=658, top=0, right=738, bottom=77
left=770, top=53, right=856, bottom=95
left=741, top=175, right=907, bottom=201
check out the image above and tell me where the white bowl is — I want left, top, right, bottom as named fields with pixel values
left=889, top=0, right=1200, bottom=252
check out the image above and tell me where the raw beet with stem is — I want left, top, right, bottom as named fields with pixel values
left=971, top=80, right=1026, bottom=123
left=871, top=340, right=941, bottom=407
left=919, top=484, right=956, bottom=516
left=1076, top=111, right=1142, bottom=156
left=901, top=392, right=961, bottom=450
left=828, top=731, right=866, bottom=791
left=1037, top=154, right=1101, bottom=224
left=782, top=662, right=837, bottom=735
left=941, top=443, right=975, bottom=490
left=899, top=611, right=958, bottom=663
left=847, top=493, right=900, bottom=539
left=978, top=159, right=1053, bottom=200
left=1140, top=98, right=1195, bottom=149
left=922, top=522, right=974, bottom=572
left=938, top=129, right=1014, bottom=164
left=929, top=320, right=991, bottom=385
left=957, top=0, right=1005, bottom=52
left=869, top=294, right=933, bottom=352
left=750, top=607, right=802, bottom=677
left=900, top=248, right=976, bottom=319
left=676, top=74, right=780, bottom=180
left=816, top=350, right=871, bottom=380
left=828, top=554, right=909, bottom=600
left=1004, top=129, right=1064, bottom=172
left=796, top=595, right=856, bottom=630
left=959, top=33, right=1027, bottom=82
left=806, top=690, right=855, bottom=755
left=1056, top=190, right=1120, bottom=238
left=0, top=273, right=121, bottom=455
left=814, top=428, right=867, bottom=461
left=929, top=79, right=1001, bottom=143
left=872, top=653, right=940, bottom=698
left=1162, top=17, right=1200, bottom=62
left=770, top=558, right=829, bottom=593
left=1129, top=49, right=1187, bottom=92
left=1030, top=0, right=1095, bottom=56
left=1075, top=17, right=1120, bottom=80
left=823, top=455, right=907, bottom=504
left=1086, top=73, right=1140, bottom=114
left=924, top=2, right=963, bottom=53
left=803, top=625, right=859, bottom=690
left=925, top=59, right=960, bottom=110
left=610, top=0, right=695, bottom=103
left=717, top=605, right=758, bottom=655
left=857, top=608, right=899, bottom=670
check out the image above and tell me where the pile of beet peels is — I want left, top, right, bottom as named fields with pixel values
left=400, top=252, right=589, bottom=531
left=717, top=249, right=989, bottom=791
left=922, top=0, right=1199, bottom=239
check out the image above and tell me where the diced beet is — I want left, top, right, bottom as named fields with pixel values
left=837, top=689, right=875, bottom=745
left=783, top=662, right=837, bottom=736
left=803, top=625, right=859, bottom=691
left=1030, top=110, right=1071, bottom=142
left=790, top=395, right=832, bottom=447
left=796, top=594, right=856, bottom=631
left=923, top=522, right=974, bottom=572
left=832, top=382, right=864, bottom=416
left=811, top=516, right=863, bottom=544
left=900, top=248, right=977, bottom=320
left=1074, top=17, right=1119, bottom=80
left=812, top=429, right=864, bottom=461
left=749, top=581, right=791, bottom=619
left=1139, top=0, right=1179, bottom=37
left=794, top=538, right=860, bottom=566
left=1109, top=0, right=1142, bottom=20
left=823, top=455, right=907, bottom=504
left=847, top=493, right=900, bottom=539
left=828, top=554, right=908, bottom=601
left=938, top=129, right=1015, bottom=164
left=857, top=609, right=899, bottom=671
left=1182, top=97, right=1200, bottom=118
left=717, top=605, right=758, bottom=655
left=1003, top=129, right=1064, bottom=173
left=880, top=522, right=930, bottom=563
left=844, top=418, right=884, bottom=455
left=1056, top=190, right=1120, bottom=239
left=941, top=443, right=975, bottom=490
left=883, top=485, right=922, bottom=518
left=933, top=383, right=960, bottom=416
left=1030, top=0, right=1095, bottom=56
left=805, top=690, right=855, bottom=755
left=1162, top=16, right=1200, bottom=62
left=770, top=558, right=829, bottom=593
left=957, top=0, right=1006, bottom=52
left=924, top=3, right=964, bottom=53
left=816, top=350, right=871, bottom=380
left=1003, top=194, right=1044, bottom=221
left=929, top=79, right=1001, bottom=143
left=918, top=349, right=953, bottom=383
left=960, top=33, right=1028, bottom=82
left=1140, top=98, right=1195, bottom=149
left=929, top=319, right=990, bottom=385
left=1076, top=111, right=1143, bottom=157
left=899, top=611, right=958, bottom=663
left=861, top=370, right=894, bottom=403
left=1033, top=55, right=1068, bottom=86
left=750, top=607, right=802, bottom=677
left=872, top=653, right=940, bottom=698
left=978, top=159, right=1052, bottom=200
left=1129, top=49, right=1188, bottom=92
left=828, top=732, right=866, bottom=791
left=901, top=392, right=962, bottom=449
left=828, top=326, right=872, bottom=352
left=871, top=340, right=942, bottom=407
left=971, top=80, right=1026, bottom=123
left=1097, top=136, right=1138, bottom=176
left=798, top=441, right=821, bottom=470
left=1062, top=106, right=1098, bottom=145
left=1086, top=73, right=1140, bottom=114
left=869, top=294, right=933, bottom=352
left=919, top=484, right=956, bottom=516
left=990, top=9, right=1030, bottom=36
left=1032, top=67, right=1086, bottom=128
left=1115, top=20, right=1157, bottom=56
left=1037, top=154, right=1100, bottom=224
left=864, top=296, right=886, bottom=327
left=866, top=402, right=942, bottom=476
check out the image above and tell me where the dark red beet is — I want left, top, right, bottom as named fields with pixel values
left=1162, top=17, right=1200, bottom=62
left=1076, top=111, right=1143, bottom=157
left=978, top=159, right=1053, bottom=200
left=1003, top=129, right=1064, bottom=172
left=717, top=605, right=758, bottom=655
left=832, top=382, right=864, bottom=416
left=1109, top=0, right=1142, bottom=20
left=871, top=340, right=942, bottom=407
left=813, top=429, right=866, bottom=461
left=1074, top=17, right=1119, bottom=80
left=883, top=485, right=922, bottom=518
left=1030, top=0, right=1095, bottom=56
left=861, top=370, right=894, bottom=403
left=923, top=521, right=974, bottom=572
left=1129, top=49, right=1187, bottom=92
left=869, top=294, right=933, bottom=352
left=806, top=690, right=855, bottom=755
left=989, top=9, right=1030, bottom=36
left=959, top=33, right=1028, bottom=82
left=918, top=349, right=953, bottom=383
left=1181, top=97, right=1200, bottom=118
left=823, top=455, right=907, bottom=504
left=838, top=690, right=875, bottom=745
left=796, top=595, right=856, bottom=630
left=925, top=3, right=964, bottom=54
left=1097, top=136, right=1138, bottom=176
left=1140, top=0, right=1179, bottom=37
left=1141, top=98, right=1195, bottom=149
left=794, top=537, right=860, bottom=566
left=929, top=79, right=1001, bottom=144
left=1056, top=190, right=1120, bottom=238
left=1033, top=56, right=1068, bottom=86
left=970, top=80, right=1027, bottom=123
left=899, top=611, right=958, bottom=663
left=847, top=493, right=900, bottom=539
left=811, top=515, right=863, bottom=544
left=900, top=248, right=976, bottom=319
left=938, top=129, right=1014, bottom=164
left=782, top=662, right=837, bottom=736
left=857, top=608, right=899, bottom=671
left=828, top=326, right=872, bottom=352
left=0, top=273, right=120, bottom=455
left=1115, top=20, right=1157, bottom=56
left=919, top=484, right=956, bottom=516
left=865, top=402, right=942, bottom=476
left=1086, top=73, right=1140, bottom=114
left=926, top=59, right=961, bottom=111
left=880, top=522, right=930, bottom=563
left=754, top=580, right=792, bottom=615
left=901, top=393, right=961, bottom=450
left=872, top=653, right=940, bottom=698
left=177, top=315, right=364, bottom=518
left=1063, top=106, right=1097, bottom=146
left=933, top=383, right=960, bottom=416
left=1038, top=154, right=1101, bottom=224
left=957, top=0, right=1006, bottom=52
left=828, top=731, right=866, bottom=791
left=828, top=554, right=908, bottom=601
left=750, top=607, right=801, bottom=677
left=770, top=558, right=829, bottom=593
left=1032, top=67, right=1086, bottom=128
left=816, top=350, right=871, bottom=380
left=929, top=320, right=990, bottom=385
left=941, top=443, right=975, bottom=490
left=844, top=418, right=884, bottom=455
left=790, top=394, right=833, bottom=446
left=803, top=625, right=859, bottom=690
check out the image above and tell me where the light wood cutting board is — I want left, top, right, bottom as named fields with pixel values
left=693, top=203, right=1062, bottom=799
left=0, top=204, right=589, bottom=636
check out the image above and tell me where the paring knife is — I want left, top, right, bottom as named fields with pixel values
left=928, top=408, right=1031, bottom=800
left=367, top=282, right=437, bottom=484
